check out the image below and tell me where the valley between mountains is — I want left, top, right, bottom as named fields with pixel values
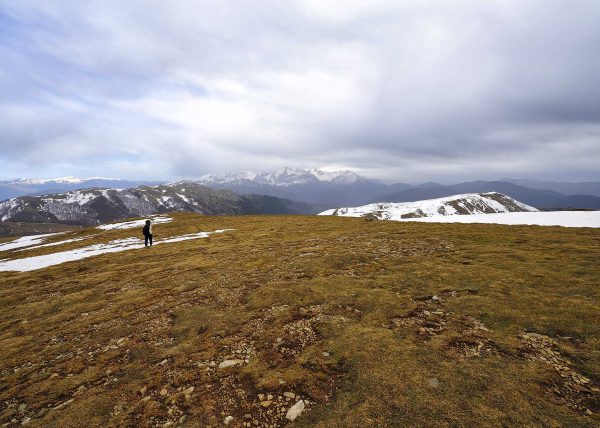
left=1, top=213, right=598, bottom=427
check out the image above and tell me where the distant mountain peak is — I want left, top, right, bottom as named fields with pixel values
left=195, top=167, right=369, bottom=187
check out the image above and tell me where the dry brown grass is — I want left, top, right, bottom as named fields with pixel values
left=0, top=212, right=599, bottom=427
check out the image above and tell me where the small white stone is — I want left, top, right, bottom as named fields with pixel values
left=224, top=415, right=234, bottom=425
left=427, top=377, right=440, bottom=388
left=286, top=400, right=305, bottom=421
left=218, top=359, right=244, bottom=369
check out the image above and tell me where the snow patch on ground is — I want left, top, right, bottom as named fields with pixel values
left=16, top=236, right=91, bottom=252
left=0, top=233, right=65, bottom=252
left=96, top=216, right=172, bottom=230
left=0, top=229, right=235, bottom=272
left=403, top=211, right=600, bottom=228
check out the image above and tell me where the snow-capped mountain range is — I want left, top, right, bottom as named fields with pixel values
left=2, top=169, right=599, bottom=210
left=191, top=167, right=395, bottom=206
left=319, top=193, right=538, bottom=220
left=196, top=167, right=370, bottom=186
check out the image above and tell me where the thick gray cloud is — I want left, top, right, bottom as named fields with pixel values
left=0, top=0, right=599, bottom=182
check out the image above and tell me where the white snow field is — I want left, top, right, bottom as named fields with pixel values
left=0, top=232, right=64, bottom=252
left=403, top=211, right=600, bottom=228
left=0, top=216, right=172, bottom=254
left=96, top=215, right=172, bottom=230
left=16, top=236, right=91, bottom=252
left=0, top=229, right=235, bottom=272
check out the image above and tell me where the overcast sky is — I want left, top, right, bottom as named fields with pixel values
left=1, top=0, right=599, bottom=183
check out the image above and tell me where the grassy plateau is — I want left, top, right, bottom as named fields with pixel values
left=0, top=212, right=599, bottom=427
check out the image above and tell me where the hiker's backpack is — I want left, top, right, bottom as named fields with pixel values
left=142, top=224, right=149, bottom=236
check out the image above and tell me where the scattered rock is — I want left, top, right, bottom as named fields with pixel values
left=224, top=415, right=234, bottom=425
left=283, top=392, right=295, bottom=399
left=572, top=384, right=591, bottom=393
left=427, top=378, right=440, bottom=388
left=218, top=359, right=244, bottom=369
left=520, top=331, right=596, bottom=413
left=52, top=399, right=74, bottom=411
left=139, top=386, right=148, bottom=396
left=286, top=400, right=305, bottom=421
left=322, top=351, right=330, bottom=357
left=260, top=400, right=272, bottom=408
left=160, top=388, right=168, bottom=396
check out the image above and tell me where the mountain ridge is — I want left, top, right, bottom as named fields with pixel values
left=3, top=170, right=600, bottom=210
left=371, top=181, right=600, bottom=210
left=0, top=178, right=164, bottom=202
left=320, top=192, right=537, bottom=220
left=0, top=182, right=321, bottom=226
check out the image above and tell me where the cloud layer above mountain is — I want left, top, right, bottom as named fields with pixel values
left=1, top=0, right=599, bottom=182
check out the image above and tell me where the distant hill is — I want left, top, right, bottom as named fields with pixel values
left=0, top=177, right=164, bottom=202
left=0, top=182, right=321, bottom=226
left=321, top=192, right=537, bottom=220
left=502, top=178, right=600, bottom=197
left=370, top=181, right=600, bottom=210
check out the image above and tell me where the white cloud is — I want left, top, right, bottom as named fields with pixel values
left=0, top=0, right=599, bottom=181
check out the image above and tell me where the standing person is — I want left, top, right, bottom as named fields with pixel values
left=143, top=219, right=153, bottom=247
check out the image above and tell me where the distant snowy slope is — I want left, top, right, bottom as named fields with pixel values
left=319, top=193, right=537, bottom=220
